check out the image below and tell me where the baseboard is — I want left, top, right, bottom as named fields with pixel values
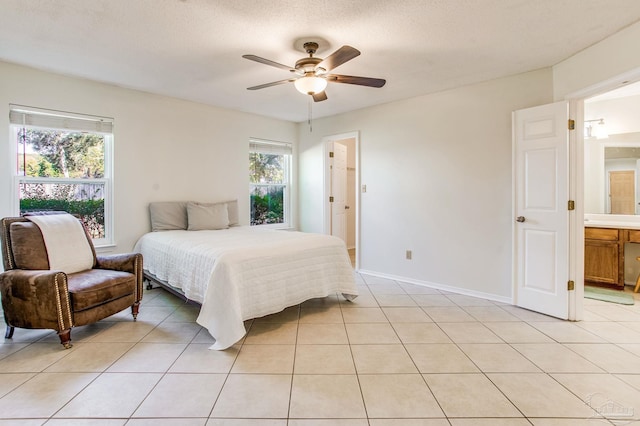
left=357, top=268, right=513, bottom=305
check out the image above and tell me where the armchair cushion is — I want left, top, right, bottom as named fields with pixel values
left=8, top=221, right=50, bottom=270
left=68, top=269, right=136, bottom=312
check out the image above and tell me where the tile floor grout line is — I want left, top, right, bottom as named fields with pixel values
left=339, top=289, right=371, bottom=423
left=285, top=303, right=301, bottom=423
left=206, top=313, right=250, bottom=420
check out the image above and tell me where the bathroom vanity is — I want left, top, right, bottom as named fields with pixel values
left=584, top=225, right=640, bottom=288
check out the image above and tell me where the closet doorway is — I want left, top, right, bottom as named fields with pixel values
left=323, top=132, right=359, bottom=269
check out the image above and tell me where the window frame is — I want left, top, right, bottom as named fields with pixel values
left=249, top=138, right=292, bottom=229
left=9, top=105, right=114, bottom=247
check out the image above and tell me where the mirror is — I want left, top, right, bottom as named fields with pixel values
left=584, top=134, right=640, bottom=215
left=584, top=81, right=640, bottom=217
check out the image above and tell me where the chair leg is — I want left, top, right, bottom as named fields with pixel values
left=5, top=326, right=14, bottom=339
left=58, top=329, right=72, bottom=349
left=131, top=302, right=140, bottom=321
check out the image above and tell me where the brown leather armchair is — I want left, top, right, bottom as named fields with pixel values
left=0, top=216, right=143, bottom=348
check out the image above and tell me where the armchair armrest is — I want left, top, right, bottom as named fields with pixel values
left=95, top=253, right=142, bottom=273
left=0, top=269, right=72, bottom=332
left=95, top=253, right=143, bottom=302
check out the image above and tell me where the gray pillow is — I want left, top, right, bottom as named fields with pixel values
left=149, top=202, right=188, bottom=231
left=187, top=202, right=230, bottom=230
left=193, top=199, right=239, bottom=226
left=225, top=199, right=239, bottom=226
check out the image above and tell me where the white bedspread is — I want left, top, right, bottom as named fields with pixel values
left=133, top=227, right=357, bottom=349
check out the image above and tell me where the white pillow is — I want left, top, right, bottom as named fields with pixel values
left=187, top=202, right=230, bottom=230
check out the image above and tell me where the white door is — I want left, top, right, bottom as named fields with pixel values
left=609, top=170, right=635, bottom=214
left=513, top=101, right=570, bottom=319
left=331, top=142, right=348, bottom=242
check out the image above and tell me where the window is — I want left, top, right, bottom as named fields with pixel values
left=249, top=139, right=292, bottom=227
left=10, top=105, right=114, bottom=246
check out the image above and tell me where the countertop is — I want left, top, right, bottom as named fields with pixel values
left=584, top=214, right=640, bottom=230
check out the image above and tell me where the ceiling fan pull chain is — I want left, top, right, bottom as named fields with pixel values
left=308, top=97, right=313, bottom=132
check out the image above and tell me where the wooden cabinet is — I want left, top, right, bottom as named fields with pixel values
left=584, top=227, right=629, bottom=288
left=628, top=230, right=640, bottom=243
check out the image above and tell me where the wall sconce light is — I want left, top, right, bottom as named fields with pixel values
left=585, top=118, right=609, bottom=139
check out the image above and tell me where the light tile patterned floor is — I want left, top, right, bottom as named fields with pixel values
left=1, top=274, right=640, bottom=425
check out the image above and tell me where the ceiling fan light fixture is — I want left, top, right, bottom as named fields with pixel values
left=243, top=43, right=385, bottom=102
left=294, top=76, right=327, bottom=95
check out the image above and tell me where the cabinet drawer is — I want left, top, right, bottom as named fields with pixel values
left=585, top=227, right=619, bottom=241
left=628, top=230, right=640, bottom=243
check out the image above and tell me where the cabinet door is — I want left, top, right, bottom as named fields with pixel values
left=584, top=239, right=620, bottom=285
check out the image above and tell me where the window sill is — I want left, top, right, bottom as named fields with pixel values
left=251, top=223, right=293, bottom=230
left=94, top=244, right=116, bottom=254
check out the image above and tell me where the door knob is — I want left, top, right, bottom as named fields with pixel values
left=345, top=205, right=350, bottom=210
left=516, top=216, right=526, bottom=223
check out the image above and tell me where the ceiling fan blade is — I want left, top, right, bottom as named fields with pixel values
left=247, top=78, right=296, bottom=90
left=326, top=74, right=386, bottom=88
left=312, top=91, right=328, bottom=102
left=316, top=46, right=360, bottom=73
left=242, top=54, right=295, bottom=72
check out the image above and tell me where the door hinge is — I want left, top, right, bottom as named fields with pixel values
left=568, top=119, right=575, bottom=130
left=329, top=196, right=334, bottom=203
left=329, top=151, right=334, bottom=158
left=568, top=280, right=575, bottom=291
left=568, top=200, right=575, bottom=211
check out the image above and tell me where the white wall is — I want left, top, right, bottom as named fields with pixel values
left=298, top=69, right=554, bottom=299
left=553, top=21, right=640, bottom=99
left=0, top=61, right=297, bottom=254
left=583, top=138, right=606, bottom=214
left=586, top=94, right=640, bottom=135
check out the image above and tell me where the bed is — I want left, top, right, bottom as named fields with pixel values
left=133, top=200, right=358, bottom=349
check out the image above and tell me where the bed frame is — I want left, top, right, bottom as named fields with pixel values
left=143, top=271, right=201, bottom=306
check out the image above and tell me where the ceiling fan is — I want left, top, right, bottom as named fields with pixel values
left=242, top=41, right=386, bottom=102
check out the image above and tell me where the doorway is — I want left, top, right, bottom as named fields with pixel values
left=583, top=78, right=640, bottom=293
left=323, top=132, right=359, bottom=269
left=513, top=72, right=640, bottom=321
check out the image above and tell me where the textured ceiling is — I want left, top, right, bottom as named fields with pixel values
left=2, top=0, right=640, bottom=122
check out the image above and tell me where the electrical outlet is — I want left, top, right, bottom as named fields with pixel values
left=406, top=250, right=412, bottom=260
